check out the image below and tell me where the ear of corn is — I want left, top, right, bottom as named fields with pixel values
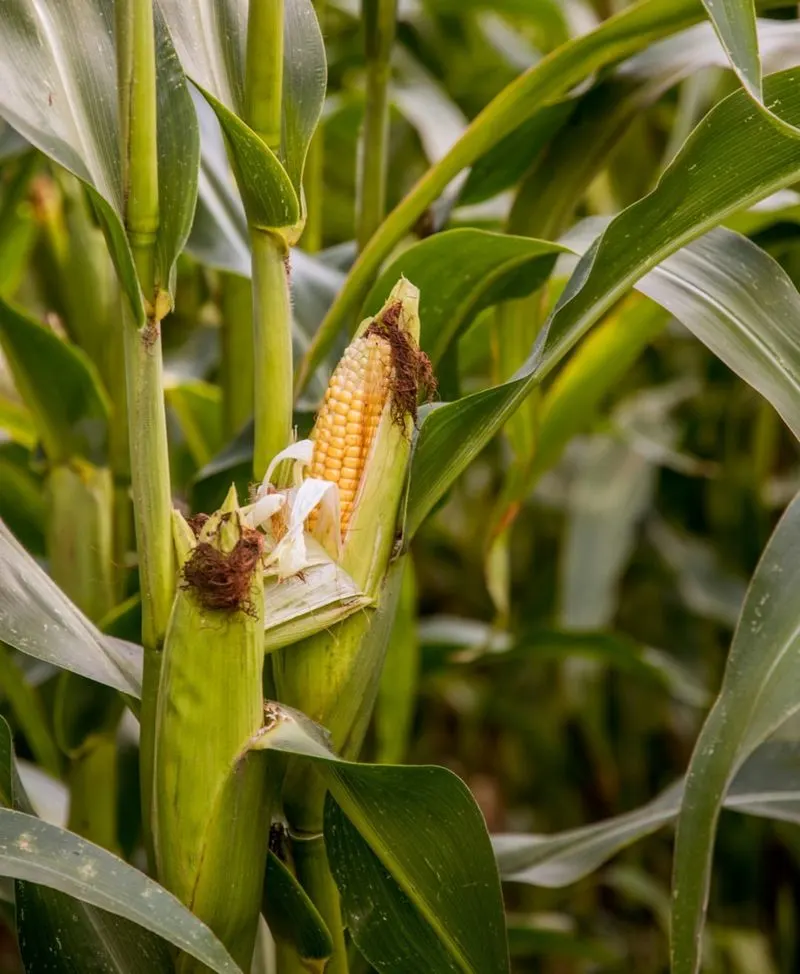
left=308, top=332, right=393, bottom=537
left=274, top=279, right=425, bottom=829
left=153, top=486, right=274, bottom=972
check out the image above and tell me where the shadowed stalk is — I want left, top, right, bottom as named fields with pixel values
left=302, top=0, right=327, bottom=253
left=116, top=0, right=175, bottom=851
left=356, top=0, right=397, bottom=252
left=292, top=832, right=349, bottom=974
left=220, top=272, right=255, bottom=438
left=246, top=0, right=294, bottom=477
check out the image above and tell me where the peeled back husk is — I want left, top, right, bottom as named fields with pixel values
left=152, top=487, right=275, bottom=972
left=274, top=280, right=424, bottom=829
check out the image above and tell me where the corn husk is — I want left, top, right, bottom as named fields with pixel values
left=273, top=280, right=422, bottom=829
left=153, top=487, right=274, bottom=972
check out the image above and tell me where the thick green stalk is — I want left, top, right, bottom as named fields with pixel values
left=356, top=0, right=397, bottom=251
left=291, top=833, right=348, bottom=974
left=294, top=0, right=703, bottom=393
left=117, top=0, right=174, bottom=850
left=245, top=0, right=293, bottom=476
left=245, top=0, right=284, bottom=151
left=250, top=230, right=292, bottom=478
left=220, top=273, right=255, bottom=438
left=303, top=126, right=325, bottom=252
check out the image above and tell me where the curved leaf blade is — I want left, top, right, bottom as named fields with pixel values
left=253, top=707, right=511, bottom=974
left=671, top=490, right=800, bottom=974
left=159, top=0, right=325, bottom=233
left=361, top=230, right=565, bottom=364
left=0, top=810, right=244, bottom=972
left=0, top=299, right=109, bottom=464
left=701, top=0, right=762, bottom=99
left=0, top=716, right=243, bottom=973
left=0, top=520, right=142, bottom=697
left=0, top=0, right=198, bottom=320
left=541, top=67, right=800, bottom=377
left=494, top=735, right=800, bottom=889
left=405, top=123, right=800, bottom=540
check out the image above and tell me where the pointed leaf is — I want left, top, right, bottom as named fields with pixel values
left=0, top=0, right=199, bottom=321
left=494, top=735, right=800, bottom=889
left=252, top=706, right=510, bottom=974
left=159, top=0, right=325, bottom=235
left=406, top=162, right=800, bottom=540
left=361, top=231, right=565, bottom=364
left=262, top=851, right=332, bottom=965
left=0, top=716, right=243, bottom=973
left=0, top=520, right=142, bottom=697
left=672, top=490, right=800, bottom=974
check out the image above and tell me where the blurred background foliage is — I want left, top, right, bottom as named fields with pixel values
left=1, top=0, right=800, bottom=971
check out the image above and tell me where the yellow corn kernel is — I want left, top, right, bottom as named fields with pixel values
left=308, top=333, right=394, bottom=536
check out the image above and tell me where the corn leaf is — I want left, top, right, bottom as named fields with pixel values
left=251, top=705, right=510, bottom=974
left=0, top=715, right=243, bottom=973
left=494, top=733, right=800, bottom=889
left=404, top=71, right=800, bottom=540
left=186, top=89, right=339, bottom=405
left=671, top=490, right=800, bottom=974
left=159, top=0, right=325, bottom=235
left=262, top=851, right=333, bottom=966
left=297, top=0, right=709, bottom=388
left=0, top=520, right=142, bottom=697
left=0, top=0, right=198, bottom=323
left=361, top=231, right=565, bottom=364
left=0, top=300, right=109, bottom=464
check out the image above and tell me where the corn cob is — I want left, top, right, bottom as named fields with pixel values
left=308, top=333, right=393, bottom=536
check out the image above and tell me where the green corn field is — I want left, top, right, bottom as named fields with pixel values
left=0, top=1, right=800, bottom=972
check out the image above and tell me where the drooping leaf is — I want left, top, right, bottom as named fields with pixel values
left=0, top=716, right=243, bottom=973
left=251, top=705, right=511, bottom=974
left=541, top=68, right=800, bottom=378
left=0, top=299, right=109, bottom=464
left=187, top=89, right=339, bottom=405
left=494, top=734, right=800, bottom=889
left=0, top=519, right=142, bottom=697
left=0, top=0, right=199, bottom=322
left=296, top=0, right=712, bottom=389
left=700, top=0, right=761, bottom=101
left=405, top=155, right=800, bottom=541
left=671, top=490, right=800, bottom=974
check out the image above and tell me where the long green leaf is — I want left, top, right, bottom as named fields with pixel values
left=404, top=110, right=800, bottom=540
left=541, top=67, right=800, bottom=377
left=252, top=705, right=510, bottom=974
left=0, top=716, right=243, bottom=973
left=296, top=0, right=709, bottom=390
left=0, top=300, right=109, bottom=464
left=702, top=0, right=762, bottom=97
left=671, top=490, right=800, bottom=974
left=0, top=520, right=142, bottom=697
left=494, top=734, right=800, bottom=888
left=0, top=0, right=198, bottom=321
left=361, top=231, right=564, bottom=364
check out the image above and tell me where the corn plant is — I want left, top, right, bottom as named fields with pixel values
left=1, top=0, right=800, bottom=972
